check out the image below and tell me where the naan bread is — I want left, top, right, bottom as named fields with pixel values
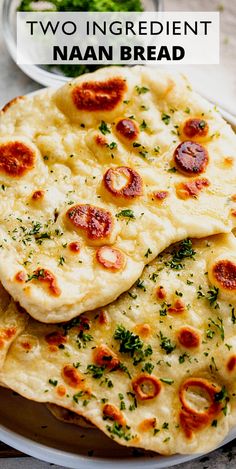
left=0, top=284, right=27, bottom=368
left=46, top=403, right=94, bottom=428
left=0, top=67, right=236, bottom=323
left=1, top=233, right=236, bottom=455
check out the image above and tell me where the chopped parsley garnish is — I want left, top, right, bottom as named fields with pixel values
left=154, top=146, right=160, bottom=153
left=26, top=269, right=46, bottom=283
left=161, top=113, right=171, bottom=125
left=142, top=362, right=154, bottom=374
left=135, top=85, right=149, bottom=95
left=136, top=279, right=146, bottom=291
left=77, top=331, right=93, bottom=348
left=167, top=166, right=177, bottom=173
left=206, top=329, right=215, bottom=339
left=179, top=352, right=190, bottom=364
left=62, top=316, right=90, bottom=334
left=73, top=391, right=84, bottom=403
left=86, top=364, right=105, bottom=379
left=159, top=331, right=176, bottom=354
left=145, top=345, right=153, bottom=356
left=140, top=120, right=148, bottom=130
left=139, top=150, right=148, bottom=158
left=184, top=107, right=191, bottom=114
left=58, top=256, right=65, bottom=266
left=150, top=273, right=159, bottom=282
left=127, top=391, right=137, bottom=411
left=28, top=222, right=42, bottom=235
left=208, top=317, right=224, bottom=341
left=114, top=327, right=151, bottom=366
left=106, top=422, right=132, bottom=441
left=119, top=363, right=132, bottom=379
left=167, top=239, right=196, bottom=270
left=120, top=400, right=126, bottom=410
left=162, top=422, right=169, bottom=429
left=159, top=302, right=168, bottom=317
left=99, top=121, right=110, bottom=135
left=160, top=378, right=174, bottom=385
left=114, top=325, right=143, bottom=357
left=106, top=142, right=117, bottom=150
left=48, top=379, right=58, bottom=387
left=214, top=386, right=229, bottom=416
left=144, top=248, right=152, bottom=258
left=207, top=286, right=219, bottom=306
left=231, top=307, right=236, bottom=324
left=73, top=362, right=81, bottom=369
left=116, top=209, right=135, bottom=219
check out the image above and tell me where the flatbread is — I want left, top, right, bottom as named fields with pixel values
left=0, top=67, right=236, bottom=323
left=1, top=233, right=236, bottom=455
left=0, top=284, right=27, bottom=369
left=46, top=403, right=94, bottom=428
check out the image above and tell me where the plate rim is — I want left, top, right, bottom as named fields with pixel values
left=0, top=418, right=236, bottom=469
left=0, top=421, right=203, bottom=469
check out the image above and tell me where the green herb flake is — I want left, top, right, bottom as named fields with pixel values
left=136, top=279, right=146, bottom=291
left=144, top=248, right=152, bottom=258
left=231, top=307, right=236, bottom=324
left=86, top=364, right=105, bottom=379
left=135, top=86, right=149, bottom=95
left=73, top=391, right=84, bottom=403
left=167, top=239, right=196, bottom=270
left=142, top=362, right=154, bottom=374
left=106, top=141, right=117, bottom=150
left=99, top=121, right=110, bottom=135
left=159, top=331, right=176, bottom=354
left=162, top=422, right=169, bottom=429
left=140, top=120, right=148, bottom=131
left=160, top=378, right=174, bottom=385
left=58, top=256, right=65, bottom=266
left=208, top=317, right=224, bottom=341
left=114, top=325, right=143, bottom=357
left=161, top=113, right=171, bottom=125
left=48, top=379, right=58, bottom=387
left=207, top=286, right=219, bottom=305
left=116, top=209, right=135, bottom=219
left=106, top=422, right=132, bottom=441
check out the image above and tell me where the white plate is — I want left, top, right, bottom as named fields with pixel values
left=0, top=386, right=230, bottom=469
left=0, top=93, right=235, bottom=469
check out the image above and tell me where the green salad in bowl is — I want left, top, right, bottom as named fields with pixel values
left=2, top=0, right=162, bottom=86
left=18, top=0, right=144, bottom=78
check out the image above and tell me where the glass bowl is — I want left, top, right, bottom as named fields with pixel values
left=2, top=0, right=164, bottom=87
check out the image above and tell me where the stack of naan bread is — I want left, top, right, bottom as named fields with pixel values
left=0, top=66, right=236, bottom=456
